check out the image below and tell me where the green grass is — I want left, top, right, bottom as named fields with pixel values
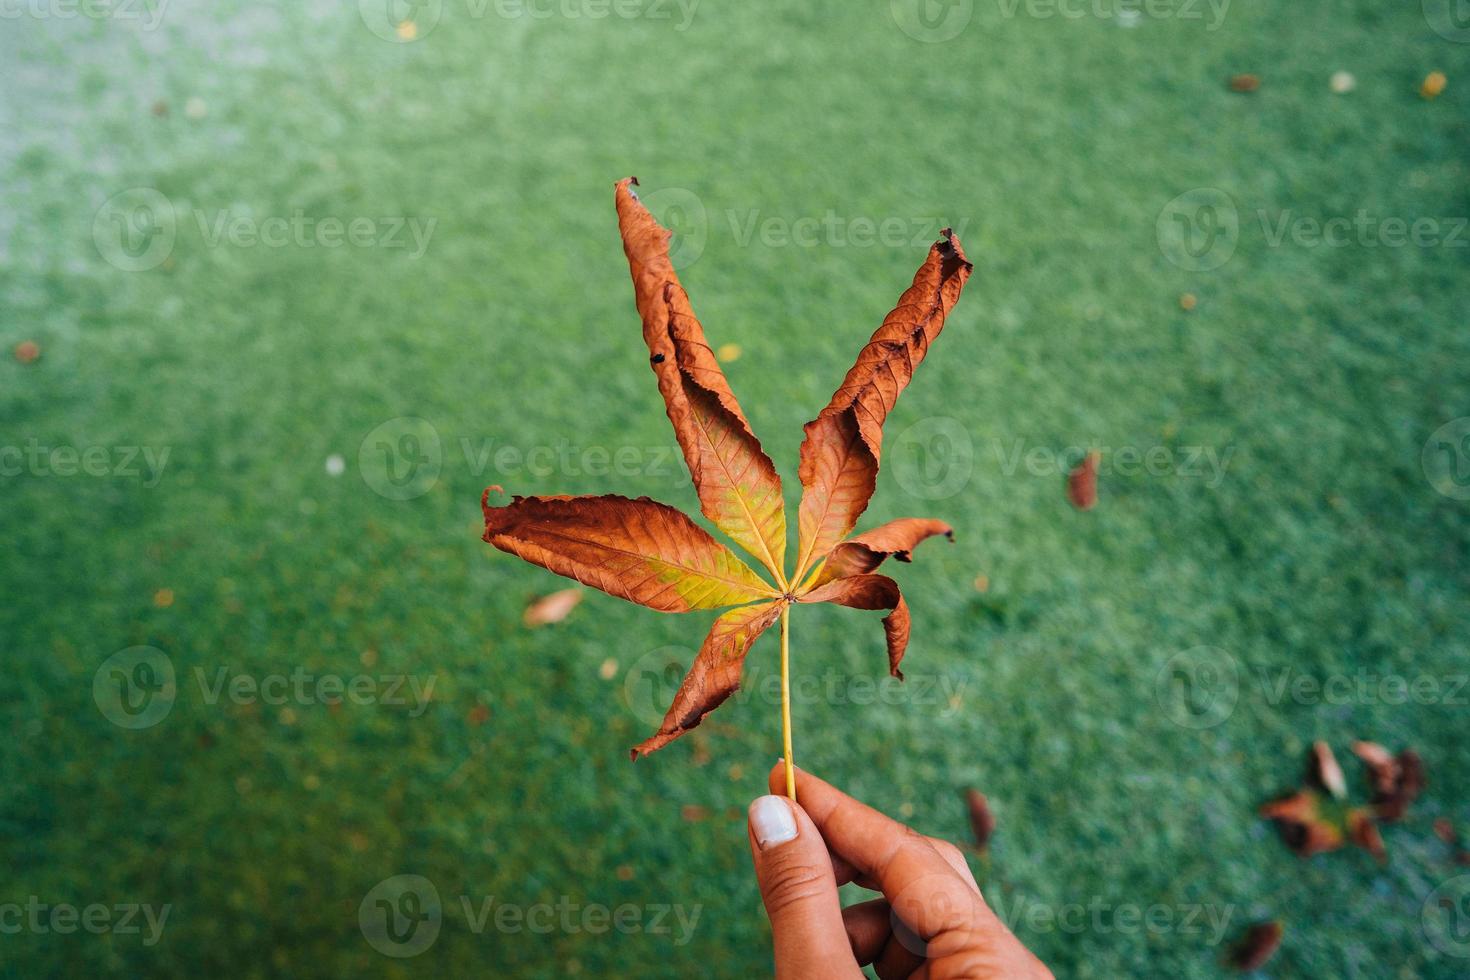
left=2, top=1, right=1469, bottom=976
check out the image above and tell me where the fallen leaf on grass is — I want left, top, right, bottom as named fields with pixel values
left=1226, top=921, right=1283, bottom=971
left=1260, top=789, right=1345, bottom=857
left=966, top=788, right=995, bottom=851
left=1351, top=741, right=1424, bottom=821
left=1347, top=808, right=1387, bottom=864
left=1067, top=451, right=1100, bottom=510
left=1311, top=740, right=1347, bottom=799
left=1229, top=73, right=1261, bottom=93
left=522, top=588, right=583, bottom=627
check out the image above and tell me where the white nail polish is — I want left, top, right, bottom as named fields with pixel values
left=750, top=795, right=798, bottom=849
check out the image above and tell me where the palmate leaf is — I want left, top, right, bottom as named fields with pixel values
left=482, top=492, right=776, bottom=611
left=630, top=600, right=784, bottom=759
left=793, top=230, right=972, bottom=582
left=480, top=179, right=974, bottom=757
left=616, top=178, right=787, bottom=584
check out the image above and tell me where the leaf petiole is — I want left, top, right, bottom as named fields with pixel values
left=780, top=601, right=796, bottom=801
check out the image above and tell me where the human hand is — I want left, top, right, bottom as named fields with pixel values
left=746, top=764, right=1052, bottom=979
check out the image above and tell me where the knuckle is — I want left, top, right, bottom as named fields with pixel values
left=930, top=838, right=966, bottom=866
left=761, top=862, right=832, bottom=918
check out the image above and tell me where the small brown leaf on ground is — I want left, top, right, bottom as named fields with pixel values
left=1351, top=742, right=1424, bottom=821
left=466, top=704, right=490, bottom=726
left=1352, top=740, right=1397, bottom=794
left=1067, top=451, right=1100, bottom=510
left=966, top=788, right=996, bottom=850
left=1227, top=921, right=1283, bottom=971
left=1347, top=808, right=1387, bottom=863
left=523, top=588, right=583, bottom=627
left=1422, top=71, right=1447, bottom=99
left=1229, top=73, right=1261, bottom=93
left=681, top=804, right=710, bottom=822
left=1311, top=740, right=1347, bottom=799
left=1260, top=789, right=1344, bottom=856
left=14, top=341, right=40, bottom=364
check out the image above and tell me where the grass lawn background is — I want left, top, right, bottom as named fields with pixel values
left=2, top=0, right=1468, bottom=975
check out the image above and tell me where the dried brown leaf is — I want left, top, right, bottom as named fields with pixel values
left=1067, top=450, right=1100, bottom=511
left=965, top=788, right=995, bottom=850
left=1227, top=921, right=1283, bottom=971
left=812, top=517, right=954, bottom=586
left=1347, top=808, right=1387, bottom=864
left=630, top=600, right=784, bottom=757
left=1310, top=740, right=1347, bottom=799
left=801, top=573, right=911, bottom=679
left=522, top=588, right=583, bottom=627
left=483, top=492, right=776, bottom=612
left=793, top=231, right=971, bottom=580
left=616, top=179, right=787, bottom=581
left=1260, top=789, right=1345, bottom=856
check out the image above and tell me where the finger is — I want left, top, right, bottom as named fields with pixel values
left=772, top=764, right=998, bottom=950
left=926, top=837, right=981, bottom=895
left=873, top=926, right=929, bottom=980
left=841, top=898, right=891, bottom=965
left=746, top=795, right=860, bottom=979
left=767, top=763, right=877, bottom=890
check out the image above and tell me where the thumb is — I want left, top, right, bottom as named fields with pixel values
left=747, top=795, right=859, bottom=979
